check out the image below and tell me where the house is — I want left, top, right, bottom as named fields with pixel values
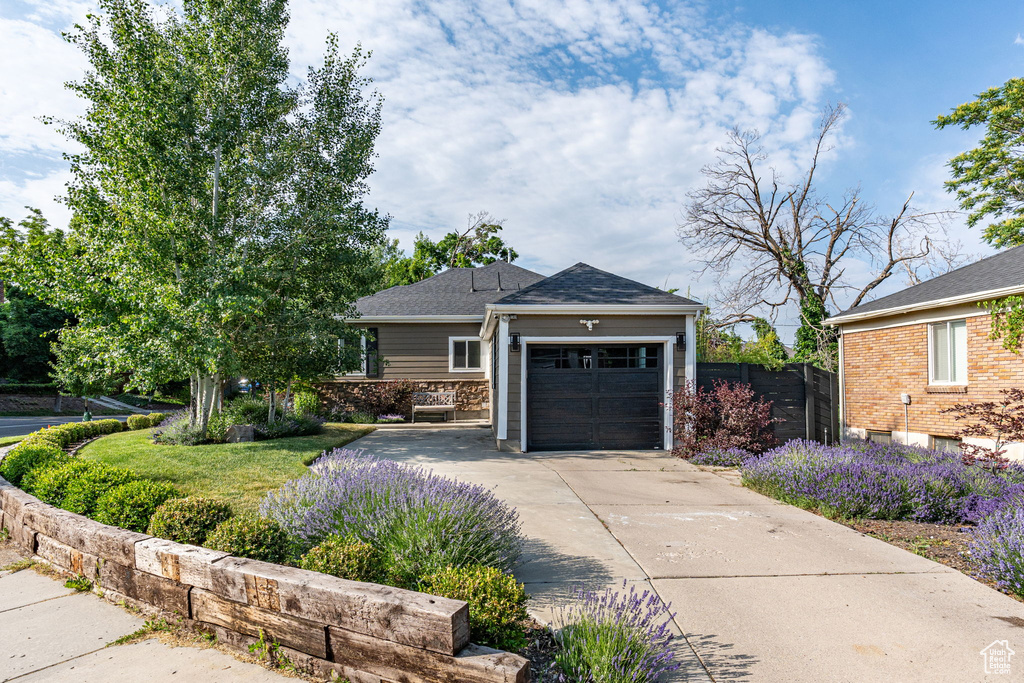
left=320, top=261, right=704, bottom=452
left=825, top=245, right=1024, bottom=455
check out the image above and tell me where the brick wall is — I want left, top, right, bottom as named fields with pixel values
left=842, top=315, right=1024, bottom=437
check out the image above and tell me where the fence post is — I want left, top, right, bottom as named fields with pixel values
left=830, top=369, right=840, bottom=444
left=804, top=364, right=814, bottom=441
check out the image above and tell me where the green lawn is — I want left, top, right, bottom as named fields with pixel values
left=0, top=436, right=22, bottom=448
left=77, top=423, right=375, bottom=513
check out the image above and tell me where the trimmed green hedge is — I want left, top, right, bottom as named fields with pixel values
left=0, top=383, right=58, bottom=395
left=0, top=442, right=66, bottom=486
left=147, top=497, right=234, bottom=546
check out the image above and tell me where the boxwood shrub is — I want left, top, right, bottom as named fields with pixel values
left=61, top=464, right=138, bottom=516
left=205, top=513, right=290, bottom=563
left=299, top=534, right=387, bottom=583
left=147, top=497, right=234, bottom=546
left=126, top=415, right=153, bottom=431
left=147, top=412, right=167, bottom=427
left=28, top=460, right=97, bottom=506
left=0, top=442, right=66, bottom=486
left=419, top=565, right=529, bottom=651
left=95, top=481, right=181, bottom=532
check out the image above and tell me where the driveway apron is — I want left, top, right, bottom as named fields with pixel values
left=358, top=427, right=1024, bottom=683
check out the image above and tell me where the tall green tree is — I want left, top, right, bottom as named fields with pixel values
left=6, top=0, right=386, bottom=432
left=383, top=212, right=518, bottom=288
left=935, top=78, right=1024, bottom=248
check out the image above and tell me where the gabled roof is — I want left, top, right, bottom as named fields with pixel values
left=354, top=261, right=546, bottom=317
left=828, top=245, right=1024, bottom=324
left=494, top=263, right=703, bottom=307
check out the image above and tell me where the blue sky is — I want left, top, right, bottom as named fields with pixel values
left=1, top=0, right=1022, bottom=339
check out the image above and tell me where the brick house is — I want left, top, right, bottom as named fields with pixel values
left=825, top=245, right=1024, bottom=456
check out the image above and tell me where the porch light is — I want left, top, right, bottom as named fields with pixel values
left=676, top=332, right=686, bottom=350
left=509, top=333, right=521, bottom=351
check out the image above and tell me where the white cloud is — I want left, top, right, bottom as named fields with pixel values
left=1, top=0, right=840, bottom=306
left=1015, top=33, right=1024, bottom=45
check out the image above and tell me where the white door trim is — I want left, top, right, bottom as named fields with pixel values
left=519, top=336, right=676, bottom=452
left=497, top=316, right=510, bottom=440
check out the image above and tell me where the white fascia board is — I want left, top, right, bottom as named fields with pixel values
left=824, top=284, right=1024, bottom=327
left=489, top=304, right=706, bottom=315
left=344, top=315, right=484, bottom=324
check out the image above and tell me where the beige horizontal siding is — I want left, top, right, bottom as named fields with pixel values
left=351, top=323, right=485, bottom=380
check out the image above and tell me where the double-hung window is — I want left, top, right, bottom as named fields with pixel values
left=450, top=337, right=482, bottom=372
left=929, top=319, right=967, bottom=385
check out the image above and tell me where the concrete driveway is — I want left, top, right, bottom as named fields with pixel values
left=356, top=427, right=1024, bottom=683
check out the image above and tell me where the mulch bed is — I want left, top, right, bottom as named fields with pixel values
left=842, top=518, right=977, bottom=575
left=521, top=622, right=561, bottom=681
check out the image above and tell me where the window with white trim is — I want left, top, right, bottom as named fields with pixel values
left=339, top=334, right=368, bottom=376
left=450, top=337, right=482, bottom=372
left=929, top=319, right=967, bottom=385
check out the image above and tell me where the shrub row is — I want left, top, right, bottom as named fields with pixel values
left=0, top=419, right=124, bottom=486
left=0, top=383, right=58, bottom=395
left=126, top=413, right=167, bottom=431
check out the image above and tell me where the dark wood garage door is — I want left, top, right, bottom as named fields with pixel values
left=526, top=344, right=663, bottom=451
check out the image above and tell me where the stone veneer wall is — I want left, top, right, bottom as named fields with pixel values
left=316, top=379, right=490, bottom=420
left=0, top=475, right=528, bottom=682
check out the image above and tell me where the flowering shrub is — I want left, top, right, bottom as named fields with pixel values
left=689, top=447, right=752, bottom=468
left=742, top=440, right=1024, bottom=523
left=376, top=414, right=405, bottom=423
left=153, top=411, right=206, bottom=446
left=969, top=504, right=1024, bottom=597
left=419, top=565, right=529, bottom=652
left=554, top=581, right=679, bottom=683
left=672, top=380, right=778, bottom=457
left=261, top=449, right=523, bottom=587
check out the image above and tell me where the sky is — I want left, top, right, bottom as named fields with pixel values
left=2, top=0, right=1023, bottom=340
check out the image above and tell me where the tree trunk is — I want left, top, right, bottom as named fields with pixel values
left=267, top=385, right=277, bottom=424
left=282, top=380, right=293, bottom=416
left=53, top=394, right=62, bottom=413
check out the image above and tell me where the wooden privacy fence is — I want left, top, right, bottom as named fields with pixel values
left=696, top=362, right=839, bottom=444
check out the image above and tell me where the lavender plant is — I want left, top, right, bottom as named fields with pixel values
left=554, top=581, right=679, bottom=683
left=742, top=440, right=1024, bottom=523
left=969, top=504, right=1024, bottom=597
left=261, top=449, right=523, bottom=586
left=689, top=447, right=752, bottom=468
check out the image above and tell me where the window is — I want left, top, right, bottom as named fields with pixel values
left=529, top=346, right=592, bottom=369
left=930, top=320, right=967, bottom=384
left=450, top=338, right=482, bottom=371
left=867, top=430, right=892, bottom=445
left=598, top=346, right=660, bottom=369
left=932, top=436, right=961, bottom=453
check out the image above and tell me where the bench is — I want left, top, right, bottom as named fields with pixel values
left=411, top=391, right=456, bottom=423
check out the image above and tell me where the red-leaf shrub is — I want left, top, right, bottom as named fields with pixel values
left=940, top=388, right=1024, bottom=467
left=672, top=380, right=778, bottom=457
left=361, top=379, right=413, bottom=417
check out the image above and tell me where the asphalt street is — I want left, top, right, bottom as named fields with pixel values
left=0, top=416, right=130, bottom=439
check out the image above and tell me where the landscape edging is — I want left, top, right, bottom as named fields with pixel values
left=0, top=473, right=529, bottom=682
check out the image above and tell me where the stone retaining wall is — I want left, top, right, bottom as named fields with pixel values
left=316, top=379, right=490, bottom=420
left=0, top=476, right=528, bottom=682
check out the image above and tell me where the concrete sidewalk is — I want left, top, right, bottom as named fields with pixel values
left=0, top=544, right=289, bottom=682
left=356, top=428, right=1024, bottom=683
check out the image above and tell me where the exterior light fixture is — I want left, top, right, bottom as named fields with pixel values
left=580, top=319, right=600, bottom=331
left=676, top=332, right=686, bottom=350
left=509, top=333, right=521, bottom=351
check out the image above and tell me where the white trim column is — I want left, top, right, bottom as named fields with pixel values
left=497, top=315, right=510, bottom=441
left=685, top=313, right=697, bottom=384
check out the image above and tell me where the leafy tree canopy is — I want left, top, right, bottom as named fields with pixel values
left=3, top=0, right=388, bottom=430
left=383, top=211, right=518, bottom=288
left=935, top=78, right=1024, bottom=248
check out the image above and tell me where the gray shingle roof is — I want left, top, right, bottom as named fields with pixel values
left=354, top=261, right=546, bottom=316
left=495, top=263, right=703, bottom=307
left=834, top=245, right=1024, bottom=320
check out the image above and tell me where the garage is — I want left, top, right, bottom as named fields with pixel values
left=526, top=344, right=663, bottom=450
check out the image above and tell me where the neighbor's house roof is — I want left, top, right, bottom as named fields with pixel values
left=493, top=262, right=703, bottom=307
left=826, top=245, right=1024, bottom=325
left=354, top=261, right=546, bottom=318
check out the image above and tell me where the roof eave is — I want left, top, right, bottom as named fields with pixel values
left=825, top=283, right=1024, bottom=326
